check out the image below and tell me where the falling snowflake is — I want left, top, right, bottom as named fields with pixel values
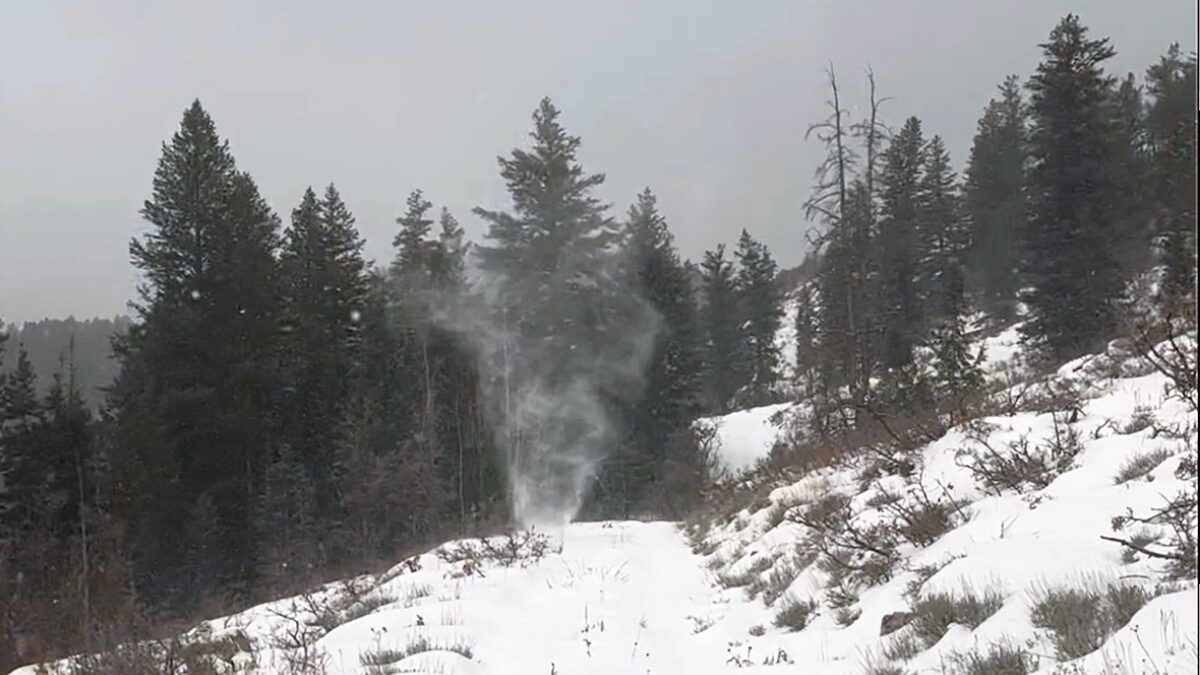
left=190, top=289, right=201, bottom=300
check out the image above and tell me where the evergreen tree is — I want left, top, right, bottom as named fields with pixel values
left=429, top=208, right=467, bottom=292
left=1022, top=15, right=1122, bottom=359
left=37, top=352, right=94, bottom=542
left=1107, top=73, right=1154, bottom=276
left=699, top=245, right=742, bottom=412
left=605, top=189, right=703, bottom=514
left=734, top=229, right=783, bottom=402
left=875, top=116, right=927, bottom=369
left=277, top=183, right=369, bottom=549
left=256, top=441, right=318, bottom=579
left=474, top=97, right=619, bottom=373
left=792, top=284, right=819, bottom=396
left=1145, top=44, right=1198, bottom=301
left=0, top=348, right=42, bottom=536
left=925, top=311, right=986, bottom=423
left=964, top=76, right=1026, bottom=319
left=473, top=98, right=635, bottom=520
left=393, top=190, right=436, bottom=280
left=110, top=100, right=283, bottom=602
left=917, top=135, right=967, bottom=322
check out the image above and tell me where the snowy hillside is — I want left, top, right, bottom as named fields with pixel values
left=687, top=334, right=1198, bottom=674
left=14, top=322, right=1198, bottom=675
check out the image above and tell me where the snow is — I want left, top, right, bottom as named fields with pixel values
left=697, top=402, right=793, bottom=476
left=14, top=326, right=1198, bottom=675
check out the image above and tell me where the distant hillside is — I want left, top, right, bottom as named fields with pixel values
left=1, top=316, right=131, bottom=409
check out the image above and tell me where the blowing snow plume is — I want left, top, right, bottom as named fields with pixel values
left=439, top=98, right=661, bottom=528
left=447, top=280, right=659, bottom=528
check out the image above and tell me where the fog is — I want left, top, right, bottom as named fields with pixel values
left=1, top=0, right=1194, bottom=323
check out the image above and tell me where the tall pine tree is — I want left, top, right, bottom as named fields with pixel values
left=271, top=183, right=369, bottom=572
left=965, top=76, right=1026, bottom=319
left=1022, top=15, right=1123, bottom=359
left=876, top=116, right=927, bottom=369
left=699, top=245, right=742, bottom=412
left=601, top=189, right=703, bottom=515
left=917, top=135, right=967, bottom=322
left=110, top=100, right=283, bottom=602
left=1106, top=73, right=1154, bottom=276
left=1145, top=44, right=1198, bottom=301
left=734, top=229, right=783, bottom=402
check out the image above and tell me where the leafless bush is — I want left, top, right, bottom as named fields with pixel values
left=1126, top=300, right=1197, bottom=414
left=266, top=599, right=331, bottom=675
left=42, top=624, right=260, bottom=675
left=435, top=529, right=552, bottom=569
left=993, top=363, right=1040, bottom=417
left=795, top=490, right=901, bottom=590
left=1026, top=378, right=1086, bottom=419
left=1108, top=433, right=1198, bottom=580
left=877, top=480, right=970, bottom=547
left=793, top=491, right=852, bottom=529
left=962, top=413, right=1081, bottom=495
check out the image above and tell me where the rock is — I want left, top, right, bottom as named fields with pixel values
left=880, top=611, right=914, bottom=636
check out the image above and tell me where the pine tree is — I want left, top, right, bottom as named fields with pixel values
left=474, top=97, right=619, bottom=374
left=278, top=184, right=369, bottom=533
left=110, top=100, right=283, bottom=601
left=734, top=229, right=783, bottom=402
left=605, top=188, right=703, bottom=514
left=429, top=208, right=467, bottom=292
left=917, top=135, right=967, bottom=322
left=393, top=190, right=436, bottom=279
left=256, top=442, right=319, bottom=579
left=699, top=245, right=742, bottom=412
left=792, top=284, right=819, bottom=396
left=876, top=116, right=927, bottom=369
left=926, top=312, right=986, bottom=423
left=1022, top=15, right=1122, bottom=360
left=1107, top=73, right=1154, bottom=276
left=1145, top=44, right=1198, bottom=301
left=0, top=322, right=7, bottom=415
left=38, top=351, right=94, bottom=542
left=965, top=76, right=1026, bottom=319
left=474, top=98, right=635, bottom=521
left=0, top=348, right=42, bottom=537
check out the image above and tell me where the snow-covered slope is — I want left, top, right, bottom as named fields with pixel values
left=687, top=332, right=1197, bottom=674
left=15, top=326, right=1197, bottom=675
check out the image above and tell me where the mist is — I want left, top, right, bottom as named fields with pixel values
left=440, top=246, right=662, bottom=528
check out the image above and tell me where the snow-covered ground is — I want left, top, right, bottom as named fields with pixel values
left=697, top=402, right=794, bottom=476
left=14, top=325, right=1197, bottom=675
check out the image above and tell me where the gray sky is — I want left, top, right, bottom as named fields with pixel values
left=1, top=0, right=1195, bottom=324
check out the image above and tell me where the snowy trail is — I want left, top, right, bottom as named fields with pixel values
left=443, top=522, right=727, bottom=675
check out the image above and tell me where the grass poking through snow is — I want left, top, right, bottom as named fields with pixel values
left=910, top=585, right=1005, bottom=645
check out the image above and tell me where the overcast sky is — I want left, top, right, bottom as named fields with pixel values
left=1, top=0, right=1195, bottom=323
